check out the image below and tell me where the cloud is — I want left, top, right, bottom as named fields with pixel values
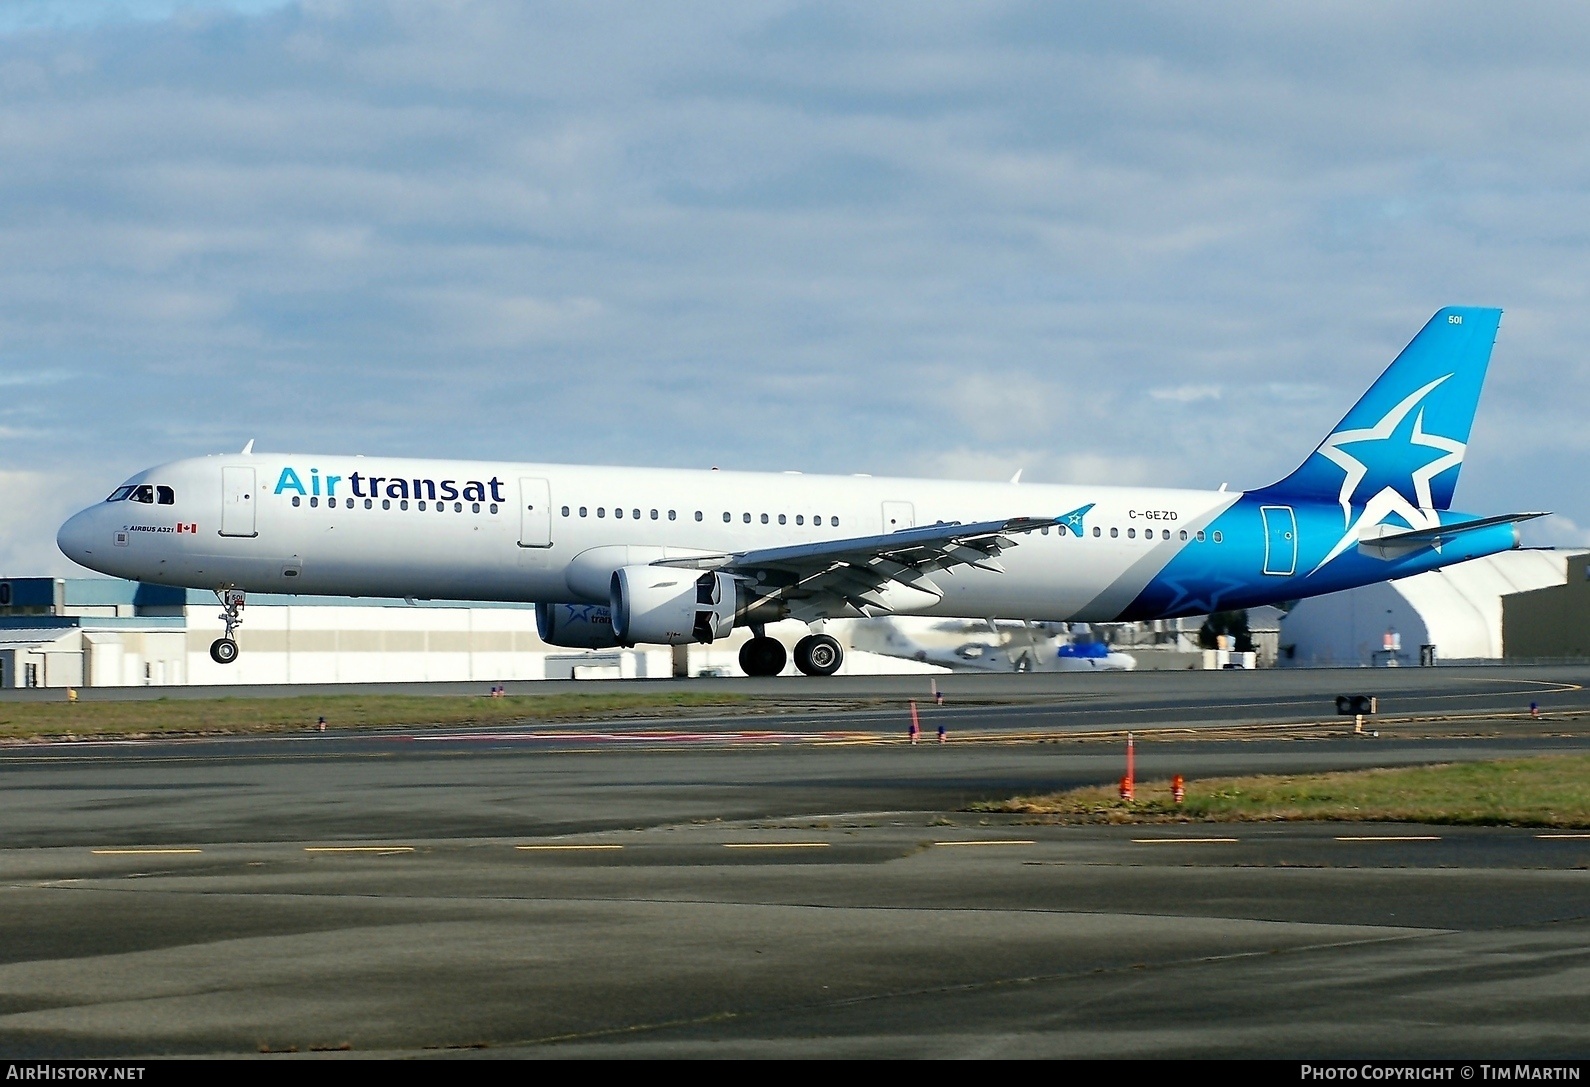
left=0, top=2, right=1588, bottom=567
left=1150, top=384, right=1222, bottom=403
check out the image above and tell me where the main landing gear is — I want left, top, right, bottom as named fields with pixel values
left=794, top=634, right=843, bottom=676
left=210, top=588, right=245, bottom=665
left=737, top=632, right=845, bottom=677
left=738, top=635, right=786, bottom=677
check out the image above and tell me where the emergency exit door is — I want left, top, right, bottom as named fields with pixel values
left=518, top=477, right=552, bottom=548
left=882, top=501, right=915, bottom=533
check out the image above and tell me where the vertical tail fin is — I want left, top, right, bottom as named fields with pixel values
left=1259, top=306, right=1501, bottom=513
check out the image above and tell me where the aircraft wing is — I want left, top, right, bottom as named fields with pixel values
left=654, top=516, right=1060, bottom=620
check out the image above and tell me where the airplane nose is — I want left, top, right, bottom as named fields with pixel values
left=57, top=508, right=99, bottom=567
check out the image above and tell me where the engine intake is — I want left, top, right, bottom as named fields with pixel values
left=535, top=601, right=622, bottom=649
left=610, top=566, right=736, bottom=645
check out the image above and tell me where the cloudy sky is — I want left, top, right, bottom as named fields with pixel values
left=3, top=1, right=1588, bottom=573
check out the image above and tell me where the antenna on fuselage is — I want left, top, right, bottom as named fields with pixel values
left=241, top=439, right=255, bottom=455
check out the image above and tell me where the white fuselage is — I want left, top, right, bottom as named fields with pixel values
left=58, top=453, right=1239, bottom=623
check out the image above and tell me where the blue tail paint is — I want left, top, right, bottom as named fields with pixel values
left=1257, top=306, right=1501, bottom=515
left=1119, top=307, right=1524, bottom=621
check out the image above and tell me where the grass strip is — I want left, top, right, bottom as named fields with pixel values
left=971, top=754, right=1590, bottom=828
left=0, top=691, right=761, bottom=741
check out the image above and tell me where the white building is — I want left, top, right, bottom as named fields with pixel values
left=1278, top=549, right=1583, bottom=666
left=0, top=576, right=933, bottom=688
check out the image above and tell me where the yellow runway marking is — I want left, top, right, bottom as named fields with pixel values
left=722, top=842, right=830, bottom=849
left=1334, top=835, right=1441, bottom=842
left=517, top=844, right=624, bottom=851
left=933, top=839, right=1035, bottom=847
left=91, top=848, right=202, bottom=856
left=1131, top=837, right=1239, bottom=844
left=304, top=846, right=416, bottom=854
left=1536, top=833, right=1590, bottom=839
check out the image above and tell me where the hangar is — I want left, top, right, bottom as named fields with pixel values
left=1278, top=549, right=1584, bottom=666
left=0, top=576, right=927, bottom=688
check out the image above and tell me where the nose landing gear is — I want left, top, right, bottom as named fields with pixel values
left=210, top=588, right=245, bottom=665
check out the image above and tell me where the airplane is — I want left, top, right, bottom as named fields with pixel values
left=844, top=617, right=1138, bottom=672
left=56, top=307, right=1545, bottom=678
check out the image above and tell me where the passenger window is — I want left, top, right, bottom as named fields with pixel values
left=489, top=503, right=498, bottom=514
left=1213, top=531, right=1223, bottom=543
left=292, top=495, right=301, bottom=507
left=562, top=506, right=570, bottom=517
left=1092, top=526, right=1100, bottom=537
left=1109, top=527, right=1118, bottom=538
left=615, top=507, right=624, bottom=519
left=400, top=500, right=409, bottom=510
left=580, top=507, right=588, bottom=517
left=1196, top=530, right=1205, bottom=542
left=722, top=512, right=730, bottom=523
left=760, top=513, right=768, bottom=524
left=1127, top=528, right=1136, bottom=539
left=651, top=509, right=659, bottom=520
left=743, top=512, right=751, bottom=523
left=598, top=508, right=606, bottom=518
left=778, top=514, right=786, bottom=525
left=669, top=510, right=677, bottom=521
left=156, top=486, right=175, bottom=505
left=365, top=498, right=373, bottom=509
left=1162, top=529, right=1171, bottom=540
left=472, top=502, right=481, bottom=513
left=796, top=515, right=804, bottom=525
left=107, top=486, right=135, bottom=502
left=383, top=499, right=391, bottom=510
left=632, top=509, right=640, bottom=519
left=1041, top=526, right=1049, bottom=535
left=692, top=511, right=699, bottom=521
left=454, top=502, right=462, bottom=512
left=1179, top=529, right=1188, bottom=541
left=418, top=500, right=427, bottom=510
left=310, top=496, right=319, bottom=508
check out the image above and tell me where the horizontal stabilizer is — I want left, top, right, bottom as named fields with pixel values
left=1357, top=511, right=1547, bottom=560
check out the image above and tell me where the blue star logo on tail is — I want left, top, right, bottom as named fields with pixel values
left=1310, top=375, right=1465, bottom=572
left=1055, top=503, right=1095, bottom=536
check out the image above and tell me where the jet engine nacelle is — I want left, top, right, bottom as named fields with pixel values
left=610, top=566, right=737, bottom=645
left=535, top=602, right=622, bottom=649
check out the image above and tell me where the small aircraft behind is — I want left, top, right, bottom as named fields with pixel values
left=844, top=616, right=1137, bottom=673
left=57, top=307, right=1545, bottom=677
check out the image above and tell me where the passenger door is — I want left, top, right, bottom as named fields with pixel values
left=1260, top=505, right=1297, bottom=576
left=220, top=467, right=258, bottom=538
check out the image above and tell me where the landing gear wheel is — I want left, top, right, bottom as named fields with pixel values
left=793, top=634, right=843, bottom=676
left=738, top=636, right=787, bottom=677
left=209, top=638, right=238, bottom=665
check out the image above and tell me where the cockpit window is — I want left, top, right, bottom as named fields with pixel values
left=107, top=486, right=135, bottom=502
left=156, top=486, right=174, bottom=505
left=128, top=485, right=155, bottom=504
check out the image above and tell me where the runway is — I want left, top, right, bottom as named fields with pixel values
left=1, top=665, right=1589, bottom=1057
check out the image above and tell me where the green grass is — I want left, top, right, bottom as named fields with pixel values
left=0, top=691, right=761, bottom=740
left=973, top=755, right=1590, bottom=828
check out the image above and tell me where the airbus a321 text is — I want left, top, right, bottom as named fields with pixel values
left=58, top=308, right=1546, bottom=677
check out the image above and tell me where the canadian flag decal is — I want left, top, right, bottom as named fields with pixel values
left=176, top=523, right=198, bottom=534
